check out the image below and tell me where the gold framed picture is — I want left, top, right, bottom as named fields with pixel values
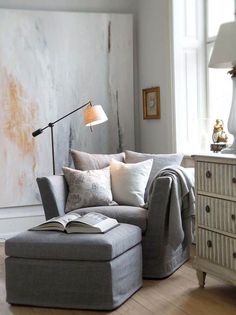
left=143, top=87, right=160, bottom=119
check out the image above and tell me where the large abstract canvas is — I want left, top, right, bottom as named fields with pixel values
left=0, top=10, right=134, bottom=207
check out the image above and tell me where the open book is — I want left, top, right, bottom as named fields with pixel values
left=31, top=212, right=119, bottom=234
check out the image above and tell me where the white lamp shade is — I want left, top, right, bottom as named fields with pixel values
left=209, top=21, right=236, bottom=68
left=84, top=104, right=108, bottom=126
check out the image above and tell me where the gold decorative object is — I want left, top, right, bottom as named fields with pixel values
left=212, top=119, right=228, bottom=143
left=210, top=119, right=228, bottom=152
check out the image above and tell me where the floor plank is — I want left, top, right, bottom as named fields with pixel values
left=0, top=243, right=235, bottom=315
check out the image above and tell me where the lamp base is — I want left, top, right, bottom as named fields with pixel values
left=221, top=76, right=236, bottom=154
left=221, top=146, right=236, bottom=154
left=221, top=139, right=236, bottom=154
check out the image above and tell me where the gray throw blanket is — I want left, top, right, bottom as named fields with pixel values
left=149, top=165, right=195, bottom=250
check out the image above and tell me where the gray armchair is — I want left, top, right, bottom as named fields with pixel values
left=37, top=167, right=194, bottom=279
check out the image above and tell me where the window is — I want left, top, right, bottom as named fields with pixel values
left=207, top=0, right=234, bottom=38
left=172, top=0, right=235, bottom=153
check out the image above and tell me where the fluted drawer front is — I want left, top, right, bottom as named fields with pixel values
left=197, top=228, right=236, bottom=271
left=198, top=195, right=236, bottom=234
left=197, top=162, right=236, bottom=197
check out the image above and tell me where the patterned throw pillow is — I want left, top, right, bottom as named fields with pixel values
left=63, top=166, right=114, bottom=213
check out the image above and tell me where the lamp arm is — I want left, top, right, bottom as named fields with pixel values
left=52, top=101, right=91, bottom=125
left=32, top=101, right=91, bottom=137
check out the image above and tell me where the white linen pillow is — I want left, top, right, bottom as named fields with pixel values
left=63, top=166, right=114, bottom=213
left=125, top=150, right=184, bottom=201
left=110, top=159, right=153, bottom=207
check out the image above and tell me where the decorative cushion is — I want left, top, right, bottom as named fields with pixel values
left=63, top=166, right=114, bottom=213
left=125, top=150, right=184, bottom=200
left=110, top=159, right=153, bottom=207
left=70, top=149, right=125, bottom=170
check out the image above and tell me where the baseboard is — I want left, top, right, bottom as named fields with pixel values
left=0, top=204, right=44, bottom=219
left=0, top=205, right=45, bottom=239
left=0, top=232, right=18, bottom=242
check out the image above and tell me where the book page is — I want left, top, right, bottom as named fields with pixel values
left=55, top=213, right=81, bottom=227
left=93, top=217, right=119, bottom=232
left=71, top=212, right=108, bottom=226
left=32, top=212, right=81, bottom=230
left=67, top=212, right=119, bottom=233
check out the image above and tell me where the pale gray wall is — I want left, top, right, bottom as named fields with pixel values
left=137, top=0, right=175, bottom=153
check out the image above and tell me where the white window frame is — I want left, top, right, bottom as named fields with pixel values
left=172, top=0, right=206, bottom=154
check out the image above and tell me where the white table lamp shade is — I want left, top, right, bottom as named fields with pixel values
left=209, top=21, right=236, bottom=69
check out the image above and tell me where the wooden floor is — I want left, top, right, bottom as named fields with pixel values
left=0, top=243, right=235, bottom=315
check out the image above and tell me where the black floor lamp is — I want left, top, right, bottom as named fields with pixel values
left=32, top=101, right=108, bottom=175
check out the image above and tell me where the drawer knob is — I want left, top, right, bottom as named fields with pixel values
left=205, top=205, right=211, bottom=213
left=232, top=177, right=236, bottom=184
left=232, top=214, right=236, bottom=221
left=206, top=171, right=212, bottom=178
left=207, top=240, right=212, bottom=248
left=233, top=253, right=236, bottom=259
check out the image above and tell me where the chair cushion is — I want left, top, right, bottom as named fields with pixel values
left=125, top=150, right=184, bottom=201
left=73, top=205, right=148, bottom=232
left=71, top=149, right=125, bottom=170
left=5, top=224, right=141, bottom=261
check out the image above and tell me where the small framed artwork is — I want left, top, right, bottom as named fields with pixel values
left=143, top=87, right=160, bottom=119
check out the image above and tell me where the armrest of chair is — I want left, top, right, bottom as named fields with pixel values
left=146, top=176, right=172, bottom=232
left=146, top=167, right=195, bottom=228
left=146, top=168, right=195, bottom=240
left=143, top=171, right=194, bottom=278
left=37, top=175, right=68, bottom=220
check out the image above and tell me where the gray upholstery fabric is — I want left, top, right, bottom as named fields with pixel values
left=6, top=244, right=142, bottom=310
left=37, top=176, right=68, bottom=220
left=71, top=149, right=125, bottom=170
left=125, top=150, right=184, bottom=201
left=37, top=166, right=194, bottom=278
left=73, top=206, right=147, bottom=232
left=5, top=224, right=141, bottom=261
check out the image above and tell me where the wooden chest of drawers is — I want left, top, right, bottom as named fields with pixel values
left=193, top=154, right=236, bottom=287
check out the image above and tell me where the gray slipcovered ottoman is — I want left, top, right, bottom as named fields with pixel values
left=5, top=223, right=142, bottom=310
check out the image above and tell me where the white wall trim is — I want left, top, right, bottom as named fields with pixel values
left=0, top=232, right=18, bottom=241
left=0, top=205, right=45, bottom=239
left=0, top=205, right=44, bottom=219
left=168, top=0, right=177, bottom=152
